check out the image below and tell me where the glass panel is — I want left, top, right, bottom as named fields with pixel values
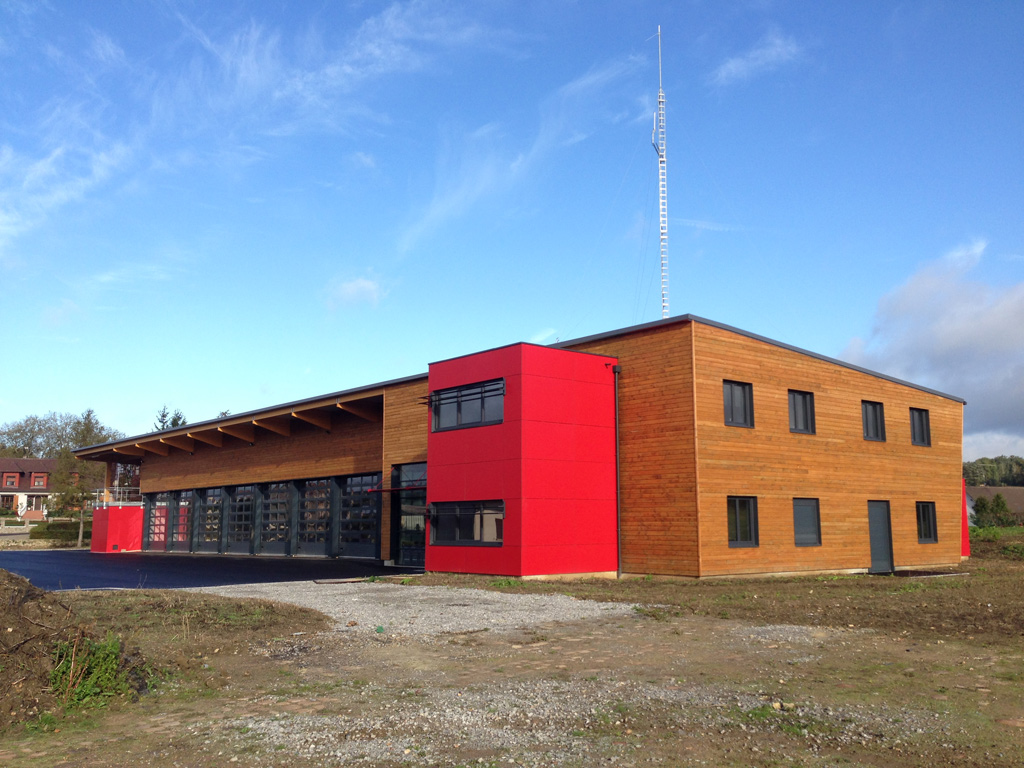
left=298, top=478, right=331, bottom=553
left=227, top=485, right=255, bottom=551
left=459, top=392, right=482, bottom=424
left=263, top=483, right=290, bottom=544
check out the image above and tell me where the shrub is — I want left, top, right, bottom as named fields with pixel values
left=29, top=521, right=92, bottom=543
left=50, top=631, right=141, bottom=708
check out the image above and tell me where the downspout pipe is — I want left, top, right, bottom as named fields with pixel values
left=613, top=364, right=622, bottom=579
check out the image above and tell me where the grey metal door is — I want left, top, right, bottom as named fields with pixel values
left=868, top=500, right=894, bottom=573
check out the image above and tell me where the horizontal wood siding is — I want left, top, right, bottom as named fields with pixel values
left=691, top=322, right=963, bottom=577
left=380, top=378, right=430, bottom=558
left=140, top=412, right=382, bottom=493
left=568, top=323, right=700, bottom=576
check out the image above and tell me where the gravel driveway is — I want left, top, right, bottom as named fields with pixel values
left=189, top=580, right=638, bottom=635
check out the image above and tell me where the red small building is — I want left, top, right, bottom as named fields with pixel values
left=426, top=343, right=619, bottom=577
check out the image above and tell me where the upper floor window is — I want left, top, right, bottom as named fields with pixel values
left=431, top=379, right=504, bottom=432
left=431, top=500, right=504, bottom=545
left=727, top=496, right=759, bottom=548
left=723, top=381, right=754, bottom=428
left=2, top=473, right=17, bottom=488
left=910, top=408, right=931, bottom=447
left=862, top=401, right=886, bottom=442
left=916, top=501, right=937, bottom=543
left=31, top=473, right=47, bottom=488
left=788, top=390, right=816, bottom=434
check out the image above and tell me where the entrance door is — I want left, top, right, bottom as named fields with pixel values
left=337, top=473, right=381, bottom=559
left=390, top=463, right=426, bottom=567
left=868, top=500, right=894, bottom=573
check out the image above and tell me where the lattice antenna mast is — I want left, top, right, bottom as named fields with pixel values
left=651, top=25, right=669, bottom=318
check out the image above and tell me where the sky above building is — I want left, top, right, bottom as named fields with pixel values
left=1, top=0, right=1021, bottom=460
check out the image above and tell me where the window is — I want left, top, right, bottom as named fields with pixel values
left=2, top=473, right=17, bottom=488
left=431, top=379, right=504, bottom=431
left=727, top=496, right=758, bottom=547
left=862, top=401, right=886, bottom=441
left=723, top=381, right=754, bottom=428
left=793, top=498, right=821, bottom=547
left=910, top=408, right=931, bottom=447
left=431, top=500, right=504, bottom=545
left=916, top=501, right=937, bottom=543
left=788, top=390, right=816, bottom=434
left=31, top=473, right=47, bottom=489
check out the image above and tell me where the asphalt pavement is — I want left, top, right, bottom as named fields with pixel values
left=0, top=549, right=420, bottom=591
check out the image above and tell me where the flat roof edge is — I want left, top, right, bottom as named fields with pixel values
left=556, top=314, right=965, bottom=404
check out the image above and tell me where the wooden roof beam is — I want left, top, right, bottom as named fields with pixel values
left=219, top=423, right=255, bottom=443
left=160, top=435, right=195, bottom=453
left=188, top=430, right=223, bottom=447
left=292, top=410, right=331, bottom=432
left=337, top=400, right=381, bottom=422
left=112, top=446, right=146, bottom=457
left=253, top=417, right=291, bottom=437
left=136, top=442, right=169, bottom=457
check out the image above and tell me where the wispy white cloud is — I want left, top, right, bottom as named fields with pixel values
left=88, top=30, right=126, bottom=68
left=327, top=276, right=383, bottom=308
left=678, top=217, right=734, bottom=232
left=711, top=29, right=802, bottom=87
left=400, top=55, right=644, bottom=253
left=0, top=140, right=130, bottom=265
left=842, top=240, right=1024, bottom=454
left=529, top=327, right=556, bottom=345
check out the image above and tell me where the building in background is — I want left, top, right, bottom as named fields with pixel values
left=74, top=315, right=966, bottom=577
left=0, top=458, right=57, bottom=520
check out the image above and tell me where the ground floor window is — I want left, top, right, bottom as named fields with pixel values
left=916, top=501, right=937, bottom=543
left=793, top=498, right=821, bottom=547
left=0, top=494, right=14, bottom=511
left=727, top=496, right=758, bottom=548
left=431, top=500, right=504, bottom=545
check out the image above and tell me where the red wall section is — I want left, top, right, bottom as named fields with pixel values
left=91, top=505, right=144, bottom=553
left=426, top=343, right=618, bottom=577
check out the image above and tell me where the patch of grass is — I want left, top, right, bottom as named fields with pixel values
left=1001, top=543, right=1024, bottom=560
left=489, top=577, right=520, bottom=588
left=50, top=631, right=144, bottom=709
left=971, top=527, right=1005, bottom=543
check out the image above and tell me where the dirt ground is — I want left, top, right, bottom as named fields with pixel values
left=0, top=530, right=1022, bottom=767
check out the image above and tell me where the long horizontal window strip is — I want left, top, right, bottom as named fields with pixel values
left=431, top=500, right=504, bottom=546
left=431, top=379, right=504, bottom=431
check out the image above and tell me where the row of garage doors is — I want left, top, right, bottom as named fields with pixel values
left=143, top=472, right=382, bottom=558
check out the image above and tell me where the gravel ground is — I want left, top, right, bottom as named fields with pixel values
left=189, top=580, right=639, bottom=635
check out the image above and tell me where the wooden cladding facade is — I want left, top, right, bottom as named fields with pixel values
left=137, top=377, right=430, bottom=562
left=691, top=321, right=963, bottom=577
left=569, top=318, right=964, bottom=577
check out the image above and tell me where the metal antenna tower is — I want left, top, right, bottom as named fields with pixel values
left=651, top=25, right=669, bottom=318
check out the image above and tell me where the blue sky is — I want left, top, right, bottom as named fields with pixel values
left=1, top=0, right=1021, bottom=460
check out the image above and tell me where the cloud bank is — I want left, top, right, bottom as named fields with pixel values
left=843, top=241, right=1024, bottom=459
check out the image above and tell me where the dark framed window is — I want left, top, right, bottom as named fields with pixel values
left=910, top=408, right=931, bottom=447
left=723, top=381, right=754, bottom=428
left=862, top=401, right=886, bottom=441
left=431, top=379, right=504, bottom=432
left=916, top=501, right=937, bottom=543
left=793, top=498, right=821, bottom=547
left=431, top=500, right=504, bottom=545
left=788, top=390, right=816, bottom=434
left=2, top=473, right=16, bottom=488
left=727, top=496, right=758, bottom=547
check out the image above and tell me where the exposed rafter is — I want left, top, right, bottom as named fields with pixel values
left=136, top=442, right=169, bottom=456
left=254, top=417, right=291, bottom=437
left=337, top=400, right=381, bottom=422
left=160, top=435, right=195, bottom=453
left=219, top=423, right=256, bottom=443
left=292, top=410, right=332, bottom=432
left=188, top=430, right=223, bottom=447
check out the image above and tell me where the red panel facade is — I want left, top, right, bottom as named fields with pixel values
left=426, top=343, right=618, bottom=577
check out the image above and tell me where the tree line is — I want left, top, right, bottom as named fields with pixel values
left=963, top=455, right=1024, bottom=487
